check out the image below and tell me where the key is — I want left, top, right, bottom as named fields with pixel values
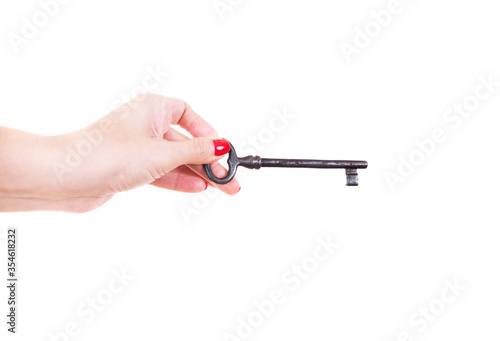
left=204, top=140, right=368, bottom=186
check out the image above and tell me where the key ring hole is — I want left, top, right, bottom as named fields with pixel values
left=218, top=153, right=229, bottom=168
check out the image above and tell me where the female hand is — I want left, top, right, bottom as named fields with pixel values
left=0, top=93, right=240, bottom=212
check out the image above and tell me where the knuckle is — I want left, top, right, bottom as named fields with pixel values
left=179, top=99, right=191, bottom=115
left=191, top=138, right=207, bottom=158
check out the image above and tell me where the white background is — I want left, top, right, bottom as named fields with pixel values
left=1, top=0, right=499, bottom=340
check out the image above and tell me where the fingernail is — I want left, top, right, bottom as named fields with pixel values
left=236, top=187, right=241, bottom=194
left=213, top=139, right=230, bottom=156
left=204, top=182, right=208, bottom=190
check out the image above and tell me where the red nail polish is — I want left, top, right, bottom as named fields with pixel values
left=213, top=139, right=230, bottom=156
left=236, top=187, right=241, bottom=193
left=204, top=183, right=208, bottom=190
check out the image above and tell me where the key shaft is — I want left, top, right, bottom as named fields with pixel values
left=203, top=140, right=368, bottom=186
left=261, top=158, right=367, bottom=169
left=238, top=156, right=367, bottom=170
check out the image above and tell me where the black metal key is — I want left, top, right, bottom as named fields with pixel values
left=204, top=140, right=368, bottom=186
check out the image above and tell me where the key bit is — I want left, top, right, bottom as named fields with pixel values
left=204, top=140, right=368, bottom=186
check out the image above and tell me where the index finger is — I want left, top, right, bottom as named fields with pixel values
left=166, top=97, right=220, bottom=138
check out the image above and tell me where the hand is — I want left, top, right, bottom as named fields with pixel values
left=0, top=93, right=240, bottom=213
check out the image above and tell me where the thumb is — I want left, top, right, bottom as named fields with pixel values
left=164, top=137, right=230, bottom=168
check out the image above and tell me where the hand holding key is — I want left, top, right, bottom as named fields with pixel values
left=0, top=94, right=240, bottom=213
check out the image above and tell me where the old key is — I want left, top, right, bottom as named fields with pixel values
left=204, top=140, right=368, bottom=186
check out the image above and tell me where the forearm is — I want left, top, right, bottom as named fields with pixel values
left=0, top=127, right=66, bottom=211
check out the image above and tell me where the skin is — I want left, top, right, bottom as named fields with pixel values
left=0, top=93, right=240, bottom=213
